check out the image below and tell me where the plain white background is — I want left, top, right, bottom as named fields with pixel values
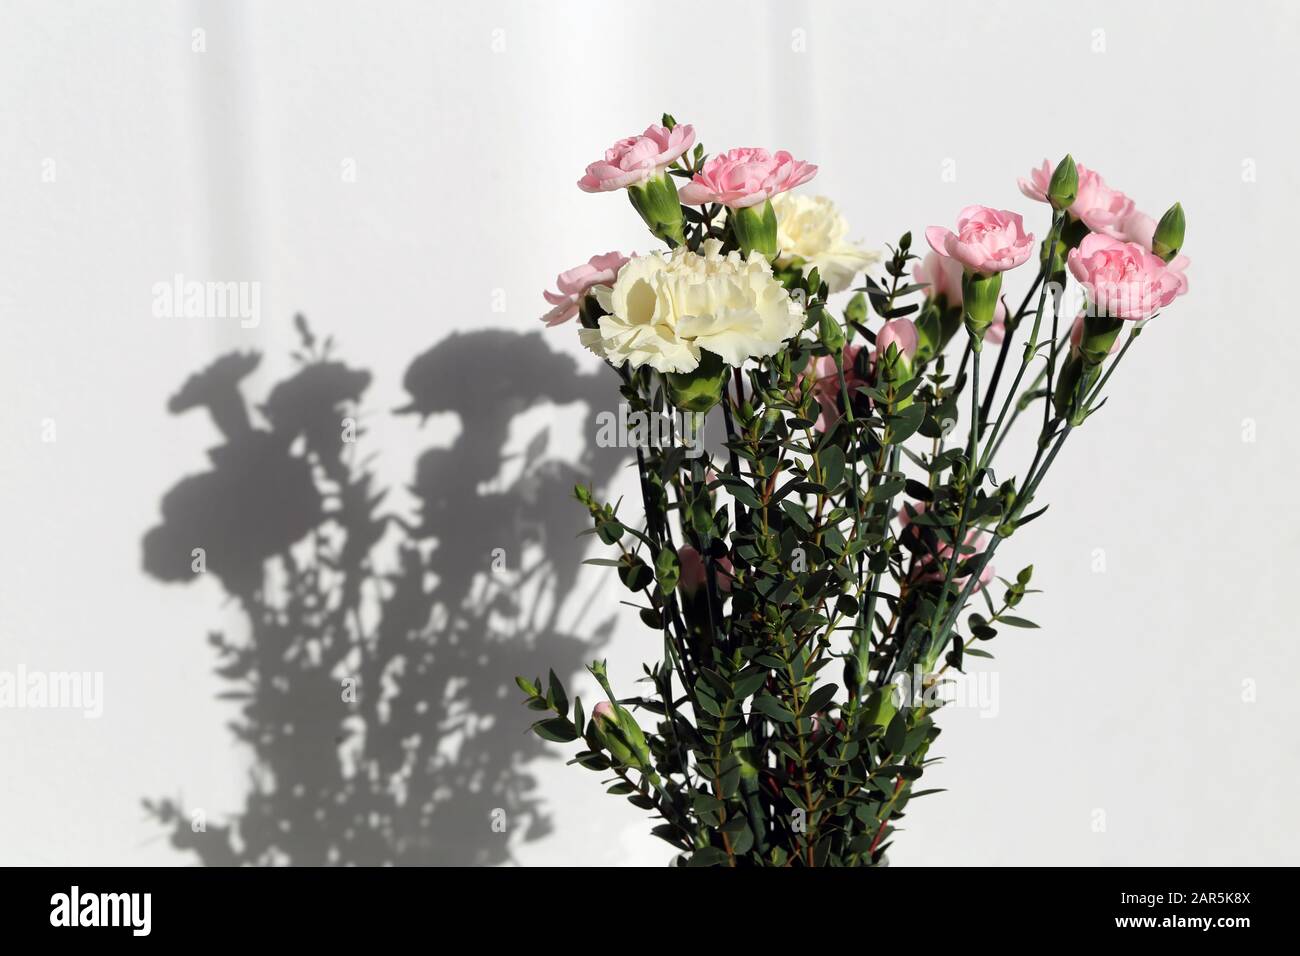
left=2, top=0, right=1297, bottom=866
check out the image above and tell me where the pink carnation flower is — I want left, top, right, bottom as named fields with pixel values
left=540, top=251, right=630, bottom=326
left=678, top=147, right=817, bottom=209
left=577, top=124, right=696, bottom=193
left=925, top=206, right=1034, bottom=275
left=1066, top=234, right=1186, bottom=321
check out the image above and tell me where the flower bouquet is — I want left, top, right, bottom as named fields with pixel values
left=518, top=116, right=1189, bottom=866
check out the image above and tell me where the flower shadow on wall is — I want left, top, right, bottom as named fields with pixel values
left=140, top=318, right=624, bottom=865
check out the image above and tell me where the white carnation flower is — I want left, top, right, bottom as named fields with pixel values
left=588, top=239, right=805, bottom=374
left=772, top=194, right=880, bottom=294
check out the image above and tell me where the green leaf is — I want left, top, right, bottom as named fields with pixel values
left=686, top=847, right=730, bottom=867
left=596, top=520, right=625, bottom=545
left=618, top=557, right=654, bottom=592
left=531, top=717, right=578, bottom=743
left=802, top=682, right=839, bottom=717
left=732, top=668, right=768, bottom=701
left=655, top=547, right=680, bottom=595
left=547, top=670, right=568, bottom=717
left=998, top=615, right=1040, bottom=628
left=883, top=712, right=907, bottom=753
left=695, top=688, right=725, bottom=719
left=904, top=479, right=933, bottom=502
left=718, top=477, right=763, bottom=509
left=867, top=478, right=907, bottom=502
left=753, top=693, right=796, bottom=723
left=780, top=501, right=814, bottom=532
left=885, top=403, right=925, bottom=442
left=819, top=446, right=845, bottom=489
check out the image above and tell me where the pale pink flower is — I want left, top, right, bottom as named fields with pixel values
left=577, top=124, right=696, bottom=192
left=678, top=148, right=817, bottom=209
left=925, top=206, right=1034, bottom=275
left=1019, top=159, right=1135, bottom=238
left=1067, top=234, right=1186, bottom=321
left=1071, top=165, right=1135, bottom=238
left=1118, top=209, right=1156, bottom=249
left=592, top=700, right=616, bottom=725
left=540, top=251, right=630, bottom=326
left=914, top=251, right=963, bottom=304
left=1016, top=159, right=1056, bottom=204
left=874, top=318, right=919, bottom=366
left=677, top=545, right=733, bottom=596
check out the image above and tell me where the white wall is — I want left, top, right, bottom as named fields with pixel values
left=1, top=0, right=1297, bottom=865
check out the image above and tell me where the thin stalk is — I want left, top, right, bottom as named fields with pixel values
left=977, top=212, right=1064, bottom=472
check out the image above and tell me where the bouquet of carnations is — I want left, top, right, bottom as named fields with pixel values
left=517, top=116, right=1189, bottom=866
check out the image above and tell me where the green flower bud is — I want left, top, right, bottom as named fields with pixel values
left=961, top=270, right=1003, bottom=350
left=627, top=171, right=686, bottom=247
left=729, top=199, right=779, bottom=259
left=591, top=700, right=650, bottom=769
left=817, top=307, right=846, bottom=355
left=1152, top=202, right=1185, bottom=263
left=666, top=350, right=728, bottom=413
left=1048, top=154, right=1078, bottom=211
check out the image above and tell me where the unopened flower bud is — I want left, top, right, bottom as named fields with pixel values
left=818, top=308, right=846, bottom=355
left=591, top=700, right=651, bottom=769
left=1047, top=154, right=1078, bottom=211
left=873, top=318, right=919, bottom=388
left=1152, top=202, right=1185, bottom=263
